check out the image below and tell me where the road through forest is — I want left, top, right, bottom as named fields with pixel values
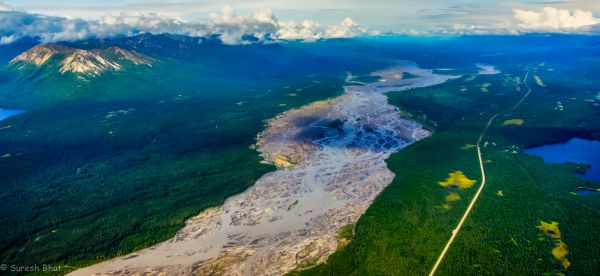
left=429, top=70, right=532, bottom=276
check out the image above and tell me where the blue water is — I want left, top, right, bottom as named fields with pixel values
left=574, top=187, right=600, bottom=196
left=525, top=138, right=600, bottom=182
left=0, top=109, right=24, bottom=122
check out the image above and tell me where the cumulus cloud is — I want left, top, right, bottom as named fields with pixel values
left=514, top=7, right=599, bottom=31
left=277, top=17, right=369, bottom=41
left=0, top=5, right=369, bottom=45
left=327, top=17, right=369, bottom=38
left=418, top=7, right=600, bottom=36
left=278, top=20, right=323, bottom=41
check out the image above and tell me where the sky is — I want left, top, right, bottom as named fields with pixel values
left=1, top=0, right=599, bottom=44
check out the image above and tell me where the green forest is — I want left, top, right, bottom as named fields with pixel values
left=300, top=65, right=600, bottom=275
left=2, top=35, right=600, bottom=275
left=0, top=39, right=389, bottom=273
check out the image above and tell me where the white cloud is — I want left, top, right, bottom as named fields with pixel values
left=5, top=4, right=596, bottom=43
left=0, top=34, right=15, bottom=44
left=325, top=17, right=368, bottom=38
left=0, top=5, right=369, bottom=45
left=0, top=1, right=13, bottom=12
left=514, top=7, right=599, bottom=31
left=413, top=6, right=600, bottom=36
left=204, top=6, right=280, bottom=44
left=447, top=23, right=519, bottom=35
left=277, top=17, right=370, bottom=41
left=277, top=20, right=323, bottom=41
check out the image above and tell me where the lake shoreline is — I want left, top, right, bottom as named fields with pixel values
left=525, top=137, right=600, bottom=183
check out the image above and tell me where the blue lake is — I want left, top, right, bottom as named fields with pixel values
left=0, top=109, right=25, bottom=122
left=525, top=138, right=600, bottom=182
left=574, top=187, right=600, bottom=196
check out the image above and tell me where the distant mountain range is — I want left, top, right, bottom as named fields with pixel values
left=0, top=33, right=348, bottom=109
left=10, top=44, right=152, bottom=77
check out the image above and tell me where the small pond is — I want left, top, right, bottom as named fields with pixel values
left=0, top=109, right=25, bottom=122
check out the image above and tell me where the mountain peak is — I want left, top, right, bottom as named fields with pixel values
left=11, top=44, right=71, bottom=66
left=10, top=44, right=152, bottom=77
left=59, top=49, right=122, bottom=76
left=104, top=46, right=152, bottom=66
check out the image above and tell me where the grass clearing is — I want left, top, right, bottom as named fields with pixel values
left=446, top=192, right=461, bottom=202
left=535, top=75, right=546, bottom=87
left=537, top=220, right=570, bottom=269
left=502, top=119, right=524, bottom=126
left=439, top=171, right=477, bottom=189
left=462, top=144, right=476, bottom=150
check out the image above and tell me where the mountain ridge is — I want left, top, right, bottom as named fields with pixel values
left=10, top=44, right=152, bottom=77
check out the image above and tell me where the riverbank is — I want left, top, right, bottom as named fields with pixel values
left=71, top=62, right=458, bottom=275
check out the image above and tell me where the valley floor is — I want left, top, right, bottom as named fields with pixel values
left=72, top=63, right=456, bottom=275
